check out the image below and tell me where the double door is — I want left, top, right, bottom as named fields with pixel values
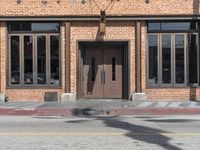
left=83, top=47, right=123, bottom=99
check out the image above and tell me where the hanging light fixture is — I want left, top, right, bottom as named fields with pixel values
left=81, top=0, right=86, bottom=5
left=42, top=0, right=48, bottom=5
left=16, top=0, right=22, bottom=4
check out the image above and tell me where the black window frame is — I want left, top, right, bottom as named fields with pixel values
left=147, top=21, right=200, bottom=88
left=8, top=22, right=61, bottom=88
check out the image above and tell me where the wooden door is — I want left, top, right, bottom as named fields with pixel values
left=104, top=48, right=122, bottom=98
left=83, top=47, right=104, bottom=98
left=82, top=46, right=123, bottom=99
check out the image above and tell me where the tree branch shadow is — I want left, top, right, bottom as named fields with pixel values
left=97, top=117, right=182, bottom=150
left=67, top=115, right=182, bottom=150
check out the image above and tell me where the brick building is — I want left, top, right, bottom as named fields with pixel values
left=0, top=0, right=200, bottom=101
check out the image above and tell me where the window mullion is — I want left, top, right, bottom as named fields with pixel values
left=159, top=33, right=162, bottom=86
left=47, top=34, right=50, bottom=86
left=21, top=35, right=24, bottom=86
left=184, top=33, right=188, bottom=85
left=34, top=34, right=37, bottom=86
left=172, top=34, right=175, bottom=86
left=20, top=35, right=23, bottom=86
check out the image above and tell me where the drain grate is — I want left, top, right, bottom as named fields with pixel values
left=82, top=108, right=95, bottom=115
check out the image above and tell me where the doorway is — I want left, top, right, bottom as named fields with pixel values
left=78, top=42, right=129, bottom=99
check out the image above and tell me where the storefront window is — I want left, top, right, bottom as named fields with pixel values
left=8, top=22, right=60, bottom=87
left=148, top=21, right=199, bottom=87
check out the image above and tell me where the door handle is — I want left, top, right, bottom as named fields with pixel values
left=103, top=71, right=105, bottom=84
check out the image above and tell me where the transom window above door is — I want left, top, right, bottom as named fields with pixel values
left=8, top=22, right=60, bottom=87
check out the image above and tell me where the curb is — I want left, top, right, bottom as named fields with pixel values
left=1, top=107, right=200, bottom=116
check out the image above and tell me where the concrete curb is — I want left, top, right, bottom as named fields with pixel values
left=1, top=107, right=200, bottom=116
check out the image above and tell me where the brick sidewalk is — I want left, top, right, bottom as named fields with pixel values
left=0, top=100, right=200, bottom=116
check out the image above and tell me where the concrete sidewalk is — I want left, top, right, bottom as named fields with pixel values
left=1, top=100, right=200, bottom=116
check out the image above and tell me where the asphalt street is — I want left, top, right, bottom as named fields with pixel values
left=0, top=115, right=200, bottom=150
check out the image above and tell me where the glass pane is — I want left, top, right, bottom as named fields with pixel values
left=148, top=22, right=197, bottom=31
left=91, top=57, right=95, bottom=82
left=175, top=35, right=185, bottom=84
left=37, top=35, right=46, bottom=84
left=161, top=22, right=196, bottom=30
left=24, top=35, right=33, bottom=84
left=148, top=22, right=161, bottom=31
left=22, top=23, right=31, bottom=31
left=188, top=34, right=198, bottom=84
left=32, top=23, right=59, bottom=32
left=11, top=36, right=20, bottom=84
left=148, top=35, right=158, bottom=85
left=8, top=22, right=59, bottom=32
left=112, top=57, right=116, bottom=81
left=162, top=35, right=171, bottom=84
left=50, top=35, right=60, bottom=85
left=10, top=23, right=21, bottom=31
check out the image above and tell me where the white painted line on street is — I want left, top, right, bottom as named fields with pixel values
left=137, top=102, right=154, bottom=108
left=0, top=132, right=200, bottom=136
left=155, top=102, right=169, bottom=108
left=167, top=102, right=182, bottom=108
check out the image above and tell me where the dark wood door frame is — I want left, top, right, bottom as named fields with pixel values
left=77, top=41, right=130, bottom=100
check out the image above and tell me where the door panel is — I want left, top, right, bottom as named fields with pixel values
left=104, top=48, right=122, bottom=98
left=83, top=47, right=104, bottom=98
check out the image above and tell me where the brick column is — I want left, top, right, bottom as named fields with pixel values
left=135, top=20, right=141, bottom=93
left=65, top=22, right=70, bottom=93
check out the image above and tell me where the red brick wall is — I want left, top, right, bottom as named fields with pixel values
left=146, top=88, right=193, bottom=101
left=0, top=0, right=198, bottom=16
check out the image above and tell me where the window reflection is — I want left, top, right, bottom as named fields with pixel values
left=24, top=36, right=33, bottom=84
left=32, top=23, right=59, bottom=32
left=162, top=35, right=171, bottom=84
left=148, top=22, right=161, bottom=31
left=50, top=35, right=60, bottom=85
left=175, top=35, right=185, bottom=83
left=8, top=22, right=59, bottom=32
left=37, top=35, right=46, bottom=84
left=188, top=34, right=198, bottom=84
left=148, top=35, right=158, bottom=85
left=11, top=36, right=20, bottom=84
left=148, top=22, right=197, bottom=31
